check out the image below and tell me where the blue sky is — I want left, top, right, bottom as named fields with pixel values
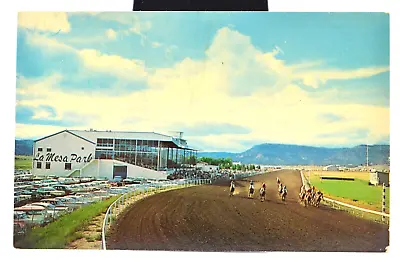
left=16, top=12, right=390, bottom=152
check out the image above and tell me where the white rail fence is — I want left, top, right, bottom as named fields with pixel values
left=101, top=179, right=211, bottom=250
left=300, top=170, right=389, bottom=224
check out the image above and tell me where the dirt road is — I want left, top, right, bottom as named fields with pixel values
left=107, top=170, right=389, bottom=252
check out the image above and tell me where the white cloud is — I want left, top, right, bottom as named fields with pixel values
left=23, top=33, right=149, bottom=81
left=32, top=110, right=54, bottom=120
left=78, top=49, right=148, bottom=81
left=26, top=32, right=75, bottom=52
left=128, top=20, right=152, bottom=35
left=105, top=29, right=117, bottom=40
left=16, top=27, right=390, bottom=151
left=15, top=124, right=70, bottom=140
left=295, top=66, right=390, bottom=89
left=18, top=12, right=71, bottom=33
left=152, top=42, right=162, bottom=48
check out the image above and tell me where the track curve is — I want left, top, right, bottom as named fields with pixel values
left=107, top=170, right=389, bottom=252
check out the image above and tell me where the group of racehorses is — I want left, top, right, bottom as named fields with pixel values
left=229, top=177, right=324, bottom=207
left=229, top=177, right=288, bottom=202
left=298, top=184, right=324, bottom=207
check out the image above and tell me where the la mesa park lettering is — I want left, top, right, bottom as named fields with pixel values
left=34, top=153, right=93, bottom=163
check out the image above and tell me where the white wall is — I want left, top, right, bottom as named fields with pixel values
left=32, top=131, right=169, bottom=180
left=98, top=160, right=114, bottom=179
left=81, top=159, right=99, bottom=177
left=32, top=131, right=96, bottom=177
left=125, top=160, right=168, bottom=179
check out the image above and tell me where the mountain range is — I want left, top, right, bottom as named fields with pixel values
left=15, top=139, right=34, bottom=156
left=198, top=143, right=390, bottom=166
left=15, top=139, right=389, bottom=166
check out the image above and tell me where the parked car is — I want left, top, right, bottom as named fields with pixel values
left=92, top=190, right=112, bottom=200
left=59, top=195, right=87, bottom=207
left=36, top=187, right=66, bottom=197
left=108, top=187, right=129, bottom=195
left=31, top=202, right=69, bottom=219
left=53, top=185, right=74, bottom=195
left=14, top=205, right=51, bottom=226
left=40, top=198, right=73, bottom=212
left=75, top=192, right=98, bottom=203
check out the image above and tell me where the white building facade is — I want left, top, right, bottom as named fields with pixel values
left=195, top=162, right=219, bottom=172
left=32, top=130, right=197, bottom=180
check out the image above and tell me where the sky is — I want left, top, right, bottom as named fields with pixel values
left=15, top=12, right=390, bottom=152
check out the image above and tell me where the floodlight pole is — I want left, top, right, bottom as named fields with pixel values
left=366, top=144, right=369, bottom=173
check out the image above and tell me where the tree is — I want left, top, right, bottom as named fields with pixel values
left=187, top=155, right=197, bottom=165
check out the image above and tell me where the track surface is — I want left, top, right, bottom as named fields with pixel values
left=107, top=170, right=389, bottom=252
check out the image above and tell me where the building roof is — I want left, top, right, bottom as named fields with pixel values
left=34, top=130, right=96, bottom=144
left=36, top=129, right=197, bottom=150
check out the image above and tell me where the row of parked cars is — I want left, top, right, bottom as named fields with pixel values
left=13, top=175, right=186, bottom=237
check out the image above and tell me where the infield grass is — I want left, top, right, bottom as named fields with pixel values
left=309, top=171, right=390, bottom=213
left=15, top=196, right=118, bottom=249
left=14, top=155, right=33, bottom=170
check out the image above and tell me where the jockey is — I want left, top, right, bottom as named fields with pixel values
left=283, top=185, right=287, bottom=194
left=276, top=176, right=280, bottom=183
left=249, top=180, right=254, bottom=190
left=311, top=186, right=316, bottom=197
left=262, top=183, right=266, bottom=190
left=278, top=183, right=283, bottom=193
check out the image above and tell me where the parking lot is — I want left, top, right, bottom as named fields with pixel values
left=13, top=172, right=190, bottom=238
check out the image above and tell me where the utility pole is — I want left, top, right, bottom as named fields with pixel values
left=366, top=144, right=369, bottom=172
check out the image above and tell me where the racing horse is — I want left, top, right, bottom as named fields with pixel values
left=259, top=187, right=266, bottom=202
left=229, top=181, right=235, bottom=197
left=280, top=187, right=288, bottom=201
left=278, top=183, right=283, bottom=195
left=299, top=188, right=312, bottom=207
left=248, top=184, right=255, bottom=198
left=312, top=191, right=324, bottom=207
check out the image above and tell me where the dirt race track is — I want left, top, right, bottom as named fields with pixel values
left=107, top=170, right=389, bottom=252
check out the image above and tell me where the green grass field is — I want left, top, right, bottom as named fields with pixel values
left=14, top=155, right=33, bottom=170
left=15, top=196, right=118, bottom=249
left=309, top=171, right=390, bottom=212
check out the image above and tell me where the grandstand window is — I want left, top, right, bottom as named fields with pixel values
left=46, top=148, right=51, bottom=152
left=97, top=138, right=114, bottom=147
left=38, top=148, right=43, bottom=152
left=46, top=162, right=51, bottom=169
left=95, top=149, right=114, bottom=159
left=65, top=163, right=72, bottom=170
left=36, top=162, right=42, bottom=169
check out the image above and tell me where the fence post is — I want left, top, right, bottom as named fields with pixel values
left=382, top=183, right=386, bottom=222
left=109, top=207, right=112, bottom=225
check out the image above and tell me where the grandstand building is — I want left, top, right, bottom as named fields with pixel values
left=32, top=129, right=197, bottom=180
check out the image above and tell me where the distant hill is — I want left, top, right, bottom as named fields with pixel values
left=15, top=139, right=389, bottom=166
left=15, top=139, right=34, bottom=156
left=198, top=143, right=390, bottom=166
